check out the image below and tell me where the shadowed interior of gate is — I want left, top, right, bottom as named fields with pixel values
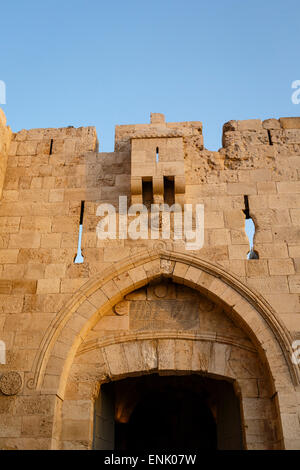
left=93, top=374, right=244, bottom=450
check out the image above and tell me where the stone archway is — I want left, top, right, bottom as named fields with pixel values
left=60, top=331, right=277, bottom=450
left=26, top=249, right=300, bottom=449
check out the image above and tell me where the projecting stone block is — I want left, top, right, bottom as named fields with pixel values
left=279, top=117, right=300, bottom=129
left=262, top=119, right=281, bottom=130
left=150, top=113, right=165, bottom=124
left=237, top=119, right=263, bottom=131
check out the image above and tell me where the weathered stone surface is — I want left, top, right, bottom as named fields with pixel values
left=0, top=110, right=299, bottom=450
left=0, top=372, right=22, bottom=395
left=129, top=299, right=200, bottom=330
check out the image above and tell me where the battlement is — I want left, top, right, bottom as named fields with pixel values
left=10, top=125, right=98, bottom=155
left=115, top=112, right=203, bottom=152
left=223, top=117, right=300, bottom=148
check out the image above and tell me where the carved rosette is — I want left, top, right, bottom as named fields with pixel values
left=114, top=300, right=130, bottom=316
left=0, top=371, right=22, bottom=396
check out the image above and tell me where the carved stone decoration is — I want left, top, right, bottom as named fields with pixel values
left=0, top=371, right=22, bottom=396
left=114, top=300, right=130, bottom=316
left=153, top=240, right=166, bottom=251
left=160, top=259, right=174, bottom=274
left=154, top=284, right=168, bottom=298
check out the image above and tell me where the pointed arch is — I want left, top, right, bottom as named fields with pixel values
left=26, top=248, right=299, bottom=400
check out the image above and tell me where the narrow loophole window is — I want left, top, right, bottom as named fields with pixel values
left=243, top=195, right=259, bottom=259
left=74, top=201, right=85, bottom=263
left=164, top=176, right=175, bottom=206
left=267, top=130, right=273, bottom=146
left=156, top=147, right=159, bottom=163
left=49, top=139, right=53, bottom=155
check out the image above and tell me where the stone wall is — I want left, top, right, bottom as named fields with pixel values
left=0, top=108, right=12, bottom=200
left=0, top=110, right=299, bottom=449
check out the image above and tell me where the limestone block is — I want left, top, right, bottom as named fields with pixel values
left=42, top=176, right=55, bottom=190
left=16, top=142, right=37, bottom=156
left=277, top=182, right=300, bottom=194
left=123, top=341, right=148, bottom=374
left=101, top=279, right=122, bottom=303
left=290, top=209, right=300, bottom=226
left=52, top=216, right=78, bottom=233
left=230, top=229, right=250, bottom=245
left=37, top=279, right=60, bottom=294
left=172, top=262, right=189, bottom=282
left=0, top=416, right=22, bottom=438
left=18, top=247, right=52, bottom=264
left=87, top=289, right=109, bottom=310
left=61, top=419, right=92, bottom=441
left=274, top=227, right=300, bottom=243
left=255, top=243, right=288, bottom=259
left=245, top=260, right=269, bottom=277
left=173, top=339, right=193, bottom=372
left=128, top=265, right=147, bottom=288
left=280, top=413, right=300, bottom=440
left=237, top=119, right=263, bottom=131
left=2, top=264, right=25, bottom=279
left=268, top=259, right=295, bottom=275
left=0, top=295, right=23, bottom=313
left=157, top=339, right=176, bottom=371
left=103, top=343, right=129, bottom=377
left=279, top=117, right=300, bottom=129
left=150, top=113, right=165, bottom=124
left=247, top=276, right=289, bottom=293
left=288, top=275, right=300, bottom=293
left=262, top=119, right=281, bottom=130
left=207, top=228, right=231, bottom=246
left=60, top=278, right=87, bottom=293
left=112, top=272, right=133, bottom=295
left=257, top=182, right=277, bottom=194
left=20, top=216, right=52, bottom=233
left=288, top=245, right=300, bottom=257
left=227, top=182, right=257, bottom=195
left=204, top=211, right=224, bottom=228
left=103, top=247, right=131, bottom=262
left=19, top=189, right=49, bottom=202
left=2, top=190, right=19, bottom=201
left=228, top=244, right=249, bottom=259
left=294, top=258, right=300, bottom=273
left=44, top=264, right=66, bottom=279
left=0, top=217, right=20, bottom=234
left=211, top=342, right=231, bottom=376
left=24, top=263, right=45, bottom=280
left=269, top=195, right=300, bottom=211
left=49, top=189, right=64, bottom=202
left=9, top=233, right=41, bottom=249
left=62, top=400, right=92, bottom=422
left=97, top=315, right=129, bottom=331
left=190, top=341, right=212, bottom=372
left=41, top=233, right=61, bottom=248
left=184, top=265, right=201, bottom=286
left=242, top=397, right=276, bottom=420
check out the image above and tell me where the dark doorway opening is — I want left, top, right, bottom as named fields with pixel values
left=142, top=178, right=153, bottom=209
left=93, top=374, right=243, bottom=450
left=164, top=176, right=175, bottom=206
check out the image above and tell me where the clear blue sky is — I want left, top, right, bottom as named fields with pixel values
left=1, top=0, right=300, bottom=151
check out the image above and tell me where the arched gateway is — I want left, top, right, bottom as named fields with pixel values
left=26, top=249, right=299, bottom=450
